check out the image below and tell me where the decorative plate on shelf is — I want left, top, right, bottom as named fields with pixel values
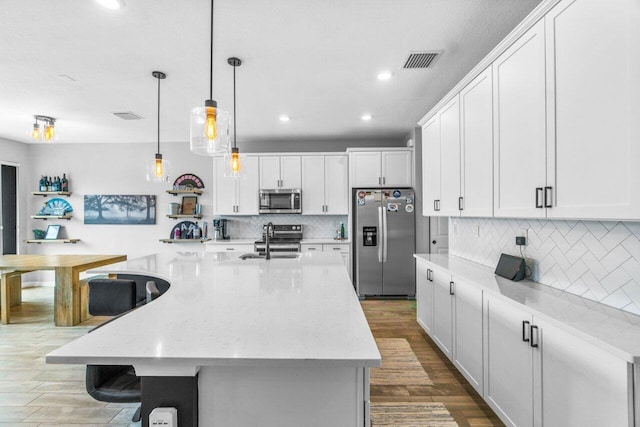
left=172, top=174, right=205, bottom=190
left=38, top=198, right=73, bottom=215
left=169, top=221, right=200, bottom=239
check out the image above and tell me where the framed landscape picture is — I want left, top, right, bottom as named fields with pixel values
left=84, top=195, right=156, bottom=224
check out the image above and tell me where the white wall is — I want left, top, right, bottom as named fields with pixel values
left=0, top=137, right=31, bottom=256
left=450, top=217, right=640, bottom=316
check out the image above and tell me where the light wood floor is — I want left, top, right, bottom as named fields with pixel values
left=0, top=287, right=502, bottom=426
left=362, top=299, right=504, bottom=427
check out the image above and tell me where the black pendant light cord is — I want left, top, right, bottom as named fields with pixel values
left=157, top=75, right=161, bottom=153
left=209, top=0, right=214, bottom=100
left=233, top=63, right=237, bottom=148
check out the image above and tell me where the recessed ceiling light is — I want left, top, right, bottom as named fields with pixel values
left=279, top=115, right=291, bottom=122
left=377, top=71, right=393, bottom=81
left=95, top=0, right=125, bottom=10
left=361, top=114, right=373, bottom=121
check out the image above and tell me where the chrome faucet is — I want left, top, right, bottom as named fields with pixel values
left=265, top=222, right=274, bottom=260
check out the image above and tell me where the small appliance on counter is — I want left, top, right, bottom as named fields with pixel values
left=212, top=218, right=230, bottom=241
left=254, top=224, right=303, bottom=253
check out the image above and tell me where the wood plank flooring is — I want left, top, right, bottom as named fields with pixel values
left=0, top=287, right=503, bottom=426
left=362, top=299, right=504, bottom=427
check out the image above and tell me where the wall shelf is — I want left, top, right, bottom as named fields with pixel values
left=166, top=214, right=203, bottom=219
left=159, top=238, right=211, bottom=244
left=25, top=239, right=80, bottom=244
left=166, top=189, right=203, bottom=196
left=31, top=215, right=73, bottom=220
left=32, top=191, right=72, bottom=197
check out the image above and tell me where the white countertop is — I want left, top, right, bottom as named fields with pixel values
left=46, top=252, right=380, bottom=374
left=205, top=238, right=350, bottom=245
left=415, top=254, right=640, bottom=363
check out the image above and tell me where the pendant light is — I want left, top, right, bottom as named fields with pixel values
left=146, top=71, right=171, bottom=183
left=30, top=115, right=56, bottom=142
left=225, top=57, right=243, bottom=178
left=190, top=0, right=230, bottom=156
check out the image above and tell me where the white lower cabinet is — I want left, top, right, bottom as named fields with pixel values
left=452, top=276, right=483, bottom=396
left=323, top=243, right=351, bottom=279
left=534, top=317, right=631, bottom=427
left=484, top=294, right=535, bottom=427
left=205, top=243, right=254, bottom=253
left=415, top=258, right=635, bottom=427
left=415, top=263, right=433, bottom=335
left=432, top=266, right=454, bottom=359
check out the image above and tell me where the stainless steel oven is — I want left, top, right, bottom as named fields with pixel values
left=254, top=224, right=303, bottom=253
left=259, top=189, right=301, bottom=214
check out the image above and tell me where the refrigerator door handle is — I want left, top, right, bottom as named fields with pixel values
left=382, top=205, right=388, bottom=262
left=378, top=206, right=383, bottom=263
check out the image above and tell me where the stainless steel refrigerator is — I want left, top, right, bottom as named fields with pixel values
left=353, top=188, right=416, bottom=297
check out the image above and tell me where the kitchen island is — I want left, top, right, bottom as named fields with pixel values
left=46, top=251, right=380, bottom=427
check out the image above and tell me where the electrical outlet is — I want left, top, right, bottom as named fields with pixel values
left=515, top=236, right=526, bottom=246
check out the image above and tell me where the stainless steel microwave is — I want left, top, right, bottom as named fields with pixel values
left=259, top=189, right=302, bottom=214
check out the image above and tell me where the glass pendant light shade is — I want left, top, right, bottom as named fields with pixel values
left=190, top=102, right=230, bottom=155
left=146, top=154, right=171, bottom=183
left=43, top=122, right=55, bottom=141
left=31, top=123, right=40, bottom=140
left=30, top=115, right=56, bottom=142
left=224, top=147, right=245, bottom=178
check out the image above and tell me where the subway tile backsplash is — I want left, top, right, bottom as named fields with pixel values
left=224, top=215, right=348, bottom=240
left=450, top=217, right=640, bottom=315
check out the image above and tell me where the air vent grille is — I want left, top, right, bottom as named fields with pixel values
left=113, top=111, right=143, bottom=120
left=403, top=52, right=441, bottom=69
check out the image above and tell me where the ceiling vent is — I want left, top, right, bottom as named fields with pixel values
left=113, top=111, right=143, bottom=120
left=402, top=52, right=441, bottom=69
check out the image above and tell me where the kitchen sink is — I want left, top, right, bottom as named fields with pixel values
left=239, top=253, right=301, bottom=260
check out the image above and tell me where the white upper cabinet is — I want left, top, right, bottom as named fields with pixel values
left=422, top=116, right=441, bottom=216
left=349, top=149, right=412, bottom=188
left=438, top=96, right=461, bottom=216
left=301, top=154, right=348, bottom=215
left=381, top=150, right=413, bottom=187
left=493, top=20, right=547, bottom=218
left=545, top=0, right=640, bottom=220
left=213, top=156, right=259, bottom=215
left=259, top=155, right=301, bottom=189
left=460, top=67, right=493, bottom=217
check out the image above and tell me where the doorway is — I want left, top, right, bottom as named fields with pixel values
left=1, top=163, right=18, bottom=255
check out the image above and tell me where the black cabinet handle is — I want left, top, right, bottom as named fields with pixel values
left=436, top=200, right=440, bottom=211
left=530, top=325, right=539, bottom=348
left=458, top=196, right=463, bottom=211
left=535, top=188, right=543, bottom=208
left=544, top=186, right=552, bottom=208
left=426, top=269, right=432, bottom=281
left=433, top=200, right=437, bottom=211
left=449, top=281, right=454, bottom=296
left=522, top=320, right=530, bottom=342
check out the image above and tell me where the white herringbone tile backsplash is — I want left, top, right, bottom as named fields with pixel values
left=450, top=218, right=640, bottom=315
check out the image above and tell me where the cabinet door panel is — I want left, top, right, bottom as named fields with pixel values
left=236, top=157, right=259, bottom=215
left=349, top=152, right=381, bottom=187
left=534, top=317, right=630, bottom=427
left=381, top=151, right=412, bottom=187
left=546, top=0, right=640, bottom=220
left=213, top=157, right=236, bottom=215
left=416, top=262, right=433, bottom=335
left=461, top=67, right=493, bottom=217
left=324, top=155, right=349, bottom=215
left=493, top=20, right=547, bottom=218
left=422, top=117, right=440, bottom=216
left=301, top=156, right=325, bottom=215
left=259, top=156, right=281, bottom=188
left=453, top=276, right=483, bottom=396
left=484, top=295, right=533, bottom=427
left=432, top=267, right=453, bottom=360
left=280, top=156, right=301, bottom=188
left=438, top=97, right=461, bottom=216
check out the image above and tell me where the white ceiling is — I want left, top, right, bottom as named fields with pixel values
left=0, top=0, right=542, bottom=145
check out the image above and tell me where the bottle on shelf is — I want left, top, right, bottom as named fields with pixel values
left=39, top=176, right=46, bottom=192
left=193, top=222, right=201, bottom=239
left=173, top=228, right=181, bottom=240
left=61, top=174, right=68, bottom=192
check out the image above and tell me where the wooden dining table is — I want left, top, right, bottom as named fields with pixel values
left=0, top=254, right=126, bottom=326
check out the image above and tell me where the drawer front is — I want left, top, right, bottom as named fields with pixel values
left=206, top=244, right=253, bottom=253
left=323, top=244, right=349, bottom=254
left=301, top=244, right=323, bottom=252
